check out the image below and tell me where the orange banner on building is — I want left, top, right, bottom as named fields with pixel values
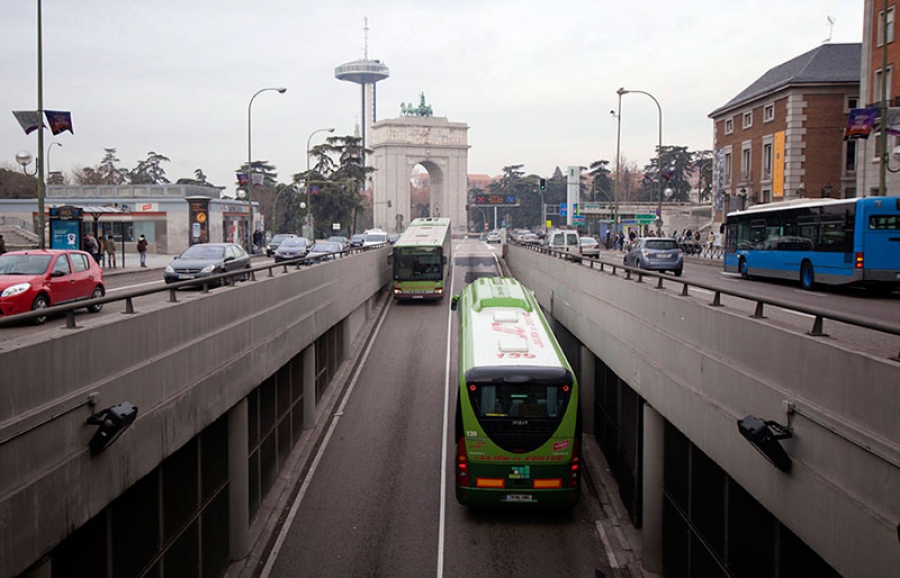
left=773, top=131, right=785, bottom=198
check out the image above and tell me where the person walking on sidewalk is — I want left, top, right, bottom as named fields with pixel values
left=0, top=234, right=6, bottom=255
left=105, top=235, right=117, bottom=268
left=137, top=235, right=148, bottom=268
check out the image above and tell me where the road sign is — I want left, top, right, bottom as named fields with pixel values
left=635, top=213, right=656, bottom=225
left=560, top=209, right=567, bottom=216
left=572, top=215, right=585, bottom=224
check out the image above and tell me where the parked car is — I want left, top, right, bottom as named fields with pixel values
left=0, top=249, right=105, bottom=325
left=327, top=236, right=349, bottom=250
left=273, top=236, right=310, bottom=263
left=580, top=236, right=601, bottom=258
left=266, top=233, right=295, bottom=257
left=306, top=241, right=344, bottom=263
left=623, top=237, right=684, bottom=276
left=349, top=234, right=366, bottom=247
left=164, top=242, right=252, bottom=286
left=485, top=230, right=502, bottom=243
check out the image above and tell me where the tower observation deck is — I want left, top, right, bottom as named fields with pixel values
left=335, top=19, right=390, bottom=175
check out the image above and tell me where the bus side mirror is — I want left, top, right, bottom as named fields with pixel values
left=451, top=295, right=459, bottom=311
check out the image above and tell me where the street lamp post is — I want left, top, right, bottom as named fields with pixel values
left=47, top=141, right=61, bottom=181
left=613, top=90, right=624, bottom=245
left=305, top=127, right=335, bottom=240
left=247, top=86, right=286, bottom=253
left=618, top=88, right=663, bottom=235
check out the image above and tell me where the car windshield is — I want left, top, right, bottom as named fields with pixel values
left=180, top=245, right=225, bottom=259
left=312, top=242, right=341, bottom=253
left=271, top=235, right=292, bottom=243
left=0, top=254, right=52, bottom=275
left=645, top=240, right=678, bottom=250
left=281, top=238, right=307, bottom=247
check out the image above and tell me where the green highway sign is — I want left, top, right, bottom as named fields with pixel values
left=635, top=213, right=656, bottom=224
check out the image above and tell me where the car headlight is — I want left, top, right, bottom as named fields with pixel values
left=1, top=282, right=31, bottom=298
left=165, top=264, right=175, bottom=273
left=200, top=264, right=216, bottom=274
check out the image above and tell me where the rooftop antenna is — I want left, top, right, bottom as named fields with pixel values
left=824, top=15, right=834, bottom=43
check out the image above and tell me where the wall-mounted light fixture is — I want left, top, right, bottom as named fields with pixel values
left=87, top=402, right=138, bottom=454
left=737, top=415, right=793, bottom=472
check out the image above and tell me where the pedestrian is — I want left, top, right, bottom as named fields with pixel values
left=253, top=229, right=263, bottom=254
left=105, top=235, right=117, bottom=268
left=0, top=234, right=6, bottom=255
left=82, top=233, right=102, bottom=265
left=707, top=230, right=715, bottom=257
left=137, top=234, right=148, bottom=268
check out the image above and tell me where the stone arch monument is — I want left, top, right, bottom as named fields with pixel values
left=369, top=116, right=469, bottom=234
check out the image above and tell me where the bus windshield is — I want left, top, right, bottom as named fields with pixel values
left=393, top=246, right=443, bottom=281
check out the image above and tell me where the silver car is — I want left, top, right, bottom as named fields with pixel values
left=273, top=236, right=309, bottom=263
left=623, top=237, right=683, bottom=276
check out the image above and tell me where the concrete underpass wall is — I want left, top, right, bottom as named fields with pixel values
left=504, top=245, right=899, bottom=578
left=0, top=248, right=392, bottom=578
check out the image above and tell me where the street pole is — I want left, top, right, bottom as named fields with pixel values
left=619, top=88, right=663, bottom=235
left=36, top=0, right=46, bottom=248
left=614, top=89, right=624, bottom=245
left=305, top=127, right=335, bottom=240
left=879, top=0, right=889, bottom=196
left=247, top=87, right=286, bottom=253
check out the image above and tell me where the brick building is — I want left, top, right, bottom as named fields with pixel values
left=708, top=43, right=861, bottom=219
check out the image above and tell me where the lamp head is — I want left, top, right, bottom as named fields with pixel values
left=277, top=87, right=287, bottom=93
left=16, top=151, right=33, bottom=168
left=891, top=144, right=900, bottom=162
left=617, top=87, right=629, bottom=96
left=327, top=127, right=335, bottom=133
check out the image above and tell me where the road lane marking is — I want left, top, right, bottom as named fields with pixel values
left=436, top=264, right=456, bottom=578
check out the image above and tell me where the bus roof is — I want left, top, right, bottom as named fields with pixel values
left=395, top=218, right=451, bottom=247
left=726, top=197, right=855, bottom=218
left=461, top=277, right=566, bottom=370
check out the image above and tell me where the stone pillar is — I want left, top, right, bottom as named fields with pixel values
left=228, top=398, right=249, bottom=561
left=579, top=345, right=595, bottom=435
left=303, top=344, right=316, bottom=429
left=642, top=403, right=665, bottom=573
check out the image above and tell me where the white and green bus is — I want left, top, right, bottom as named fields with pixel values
left=389, top=217, right=452, bottom=300
left=451, top=277, right=582, bottom=506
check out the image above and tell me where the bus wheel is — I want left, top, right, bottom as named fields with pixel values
left=800, top=261, right=816, bottom=290
left=739, top=258, right=750, bottom=280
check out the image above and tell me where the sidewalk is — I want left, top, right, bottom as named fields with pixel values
left=100, top=252, right=175, bottom=275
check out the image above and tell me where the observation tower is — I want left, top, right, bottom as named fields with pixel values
left=335, top=18, right=390, bottom=170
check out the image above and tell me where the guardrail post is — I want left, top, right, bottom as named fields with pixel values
left=752, top=301, right=766, bottom=319
left=169, top=288, right=178, bottom=302
left=656, top=277, right=664, bottom=289
left=124, top=297, right=135, bottom=314
left=809, top=315, right=828, bottom=337
left=711, top=291, right=723, bottom=307
left=65, top=311, right=78, bottom=329
left=681, top=283, right=690, bottom=296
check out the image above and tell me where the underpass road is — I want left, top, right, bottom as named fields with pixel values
left=264, top=239, right=619, bottom=578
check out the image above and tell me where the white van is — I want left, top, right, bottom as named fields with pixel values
left=546, top=228, right=582, bottom=262
left=362, top=229, right=388, bottom=247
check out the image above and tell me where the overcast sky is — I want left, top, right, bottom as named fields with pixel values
left=2, top=1, right=863, bottom=191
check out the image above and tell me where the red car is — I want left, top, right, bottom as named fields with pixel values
left=0, top=249, right=105, bottom=325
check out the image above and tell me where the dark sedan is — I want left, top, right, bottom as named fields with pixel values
left=164, top=242, right=251, bottom=286
left=623, top=237, right=684, bottom=276
left=273, top=236, right=309, bottom=263
left=306, top=241, right=344, bottom=264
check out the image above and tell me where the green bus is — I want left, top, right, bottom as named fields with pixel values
left=451, top=277, right=582, bottom=506
left=389, top=217, right=452, bottom=300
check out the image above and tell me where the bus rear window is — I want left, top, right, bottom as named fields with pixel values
left=469, top=383, right=570, bottom=419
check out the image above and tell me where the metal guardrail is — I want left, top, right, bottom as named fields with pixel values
left=513, top=241, right=900, bottom=360
left=0, top=244, right=389, bottom=329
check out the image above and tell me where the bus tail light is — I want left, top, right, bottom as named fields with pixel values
left=533, top=479, right=563, bottom=489
left=568, top=438, right=582, bottom=489
left=456, top=438, right=470, bottom=487
left=475, top=478, right=506, bottom=489
left=855, top=252, right=864, bottom=269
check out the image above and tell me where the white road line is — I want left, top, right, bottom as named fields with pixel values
left=258, top=300, right=391, bottom=578
left=106, top=280, right=165, bottom=292
left=436, top=264, right=456, bottom=578
left=594, top=520, right=621, bottom=569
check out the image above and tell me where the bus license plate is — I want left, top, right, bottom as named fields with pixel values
left=504, top=494, right=535, bottom=503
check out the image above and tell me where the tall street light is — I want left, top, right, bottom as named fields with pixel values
left=618, top=88, right=663, bottom=235
left=613, top=91, right=623, bottom=243
left=47, top=141, right=62, bottom=181
left=305, top=127, right=335, bottom=240
left=247, top=86, right=286, bottom=253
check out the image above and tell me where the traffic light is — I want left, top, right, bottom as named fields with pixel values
left=539, top=178, right=546, bottom=190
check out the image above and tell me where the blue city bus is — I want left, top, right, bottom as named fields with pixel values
left=723, top=197, right=900, bottom=290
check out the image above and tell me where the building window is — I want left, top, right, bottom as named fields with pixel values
left=874, top=66, right=894, bottom=104
left=847, top=96, right=859, bottom=111
left=763, top=104, right=775, bottom=122
left=762, top=143, right=773, bottom=180
left=724, top=118, right=733, bottom=135
left=845, top=139, right=857, bottom=174
left=724, top=152, right=732, bottom=182
left=743, top=111, right=753, bottom=129
left=878, top=6, right=895, bottom=46
left=741, top=147, right=751, bottom=181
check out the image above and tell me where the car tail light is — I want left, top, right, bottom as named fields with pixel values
left=855, top=252, right=864, bottom=269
